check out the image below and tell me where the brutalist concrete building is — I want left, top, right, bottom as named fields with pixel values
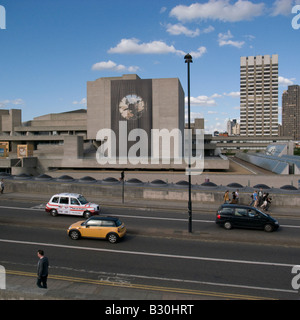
left=282, top=85, right=300, bottom=140
left=240, top=55, right=279, bottom=137
left=0, top=74, right=228, bottom=176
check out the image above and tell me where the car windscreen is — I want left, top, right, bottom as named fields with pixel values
left=78, top=195, right=88, bottom=204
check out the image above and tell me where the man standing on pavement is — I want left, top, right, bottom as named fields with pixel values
left=37, top=250, right=49, bottom=289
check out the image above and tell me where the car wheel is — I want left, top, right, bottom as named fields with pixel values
left=224, top=221, right=232, bottom=230
left=264, top=224, right=274, bottom=232
left=83, top=211, right=91, bottom=219
left=107, top=233, right=119, bottom=244
left=50, top=209, right=58, bottom=217
left=69, top=230, right=81, bottom=240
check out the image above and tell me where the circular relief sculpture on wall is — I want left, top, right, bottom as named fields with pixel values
left=119, top=94, right=145, bottom=120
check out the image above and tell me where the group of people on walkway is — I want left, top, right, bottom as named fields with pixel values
left=223, top=188, right=272, bottom=211
left=249, top=188, right=272, bottom=211
left=223, top=189, right=239, bottom=204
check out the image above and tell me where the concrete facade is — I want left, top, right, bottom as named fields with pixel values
left=87, top=74, right=185, bottom=160
left=0, top=74, right=228, bottom=175
left=87, top=74, right=184, bottom=140
left=213, top=135, right=294, bottom=154
left=282, top=85, right=300, bottom=140
left=240, top=55, right=279, bottom=137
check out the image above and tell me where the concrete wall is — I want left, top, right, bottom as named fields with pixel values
left=86, top=74, right=185, bottom=145
left=87, top=77, right=113, bottom=140
left=3, top=179, right=300, bottom=207
left=1, top=109, right=21, bottom=132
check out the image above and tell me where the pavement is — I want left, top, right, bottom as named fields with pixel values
left=0, top=191, right=299, bottom=300
left=1, top=190, right=300, bottom=216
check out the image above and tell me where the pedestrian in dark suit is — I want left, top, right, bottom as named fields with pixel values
left=37, top=250, right=49, bottom=289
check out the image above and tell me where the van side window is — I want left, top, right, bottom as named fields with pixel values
left=59, top=197, right=69, bottom=204
left=221, top=208, right=233, bottom=214
left=51, top=197, right=59, bottom=203
left=235, top=208, right=247, bottom=217
left=248, top=209, right=257, bottom=218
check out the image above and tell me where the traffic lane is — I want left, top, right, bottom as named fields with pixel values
left=3, top=197, right=300, bottom=223
left=1, top=222, right=300, bottom=268
left=1, top=205, right=300, bottom=247
left=1, top=199, right=300, bottom=228
left=2, top=202, right=300, bottom=230
left=0, top=229, right=297, bottom=299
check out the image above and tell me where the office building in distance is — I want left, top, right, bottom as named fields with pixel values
left=240, top=55, right=279, bottom=137
left=282, top=85, right=300, bottom=140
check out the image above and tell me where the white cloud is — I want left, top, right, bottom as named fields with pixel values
left=244, top=34, right=256, bottom=41
left=271, top=0, right=294, bottom=16
left=0, top=98, right=25, bottom=108
left=108, top=38, right=185, bottom=56
left=166, top=23, right=200, bottom=37
left=190, top=47, right=207, bottom=58
left=211, top=93, right=223, bottom=98
left=224, top=91, right=240, bottom=98
left=92, top=60, right=140, bottom=73
left=160, top=7, right=167, bottom=14
left=186, top=95, right=217, bottom=106
left=278, top=76, right=295, bottom=86
left=165, top=23, right=214, bottom=37
left=72, top=98, right=87, bottom=106
left=185, top=91, right=240, bottom=108
left=170, top=0, right=265, bottom=23
left=127, top=65, right=140, bottom=72
left=108, top=38, right=207, bottom=59
left=184, top=111, right=204, bottom=123
left=203, top=25, right=215, bottom=34
left=11, top=98, right=25, bottom=105
left=218, top=31, right=245, bottom=48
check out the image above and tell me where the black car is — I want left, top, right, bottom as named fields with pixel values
left=216, top=204, right=279, bottom=232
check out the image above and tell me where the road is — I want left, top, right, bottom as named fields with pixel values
left=0, top=199, right=300, bottom=300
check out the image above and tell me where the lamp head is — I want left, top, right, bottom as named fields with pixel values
left=184, top=53, right=193, bottom=63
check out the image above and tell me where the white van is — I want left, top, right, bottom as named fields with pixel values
left=45, top=193, right=100, bottom=218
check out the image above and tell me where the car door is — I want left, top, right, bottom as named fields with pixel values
left=69, top=197, right=83, bottom=216
left=81, top=220, right=104, bottom=238
left=101, top=220, right=116, bottom=238
left=58, top=197, right=70, bottom=215
left=248, top=209, right=267, bottom=229
left=233, top=208, right=250, bottom=228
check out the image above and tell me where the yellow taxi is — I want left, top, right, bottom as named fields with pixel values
left=67, top=216, right=126, bottom=243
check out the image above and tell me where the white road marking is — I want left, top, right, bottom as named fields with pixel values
left=0, top=205, right=300, bottom=228
left=0, top=238, right=296, bottom=268
left=1, top=238, right=298, bottom=295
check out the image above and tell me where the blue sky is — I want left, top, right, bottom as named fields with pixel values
left=0, top=0, right=300, bottom=133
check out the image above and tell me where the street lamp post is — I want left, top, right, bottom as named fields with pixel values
left=184, top=53, right=193, bottom=233
left=120, top=171, right=125, bottom=204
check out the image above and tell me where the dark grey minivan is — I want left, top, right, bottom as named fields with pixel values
left=216, top=204, right=279, bottom=232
